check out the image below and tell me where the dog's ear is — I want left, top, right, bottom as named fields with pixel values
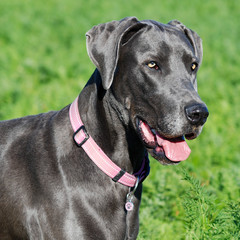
left=86, top=17, right=147, bottom=90
left=168, top=20, right=203, bottom=66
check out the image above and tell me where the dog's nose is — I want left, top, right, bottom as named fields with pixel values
left=185, top=104, right=209, bottom=126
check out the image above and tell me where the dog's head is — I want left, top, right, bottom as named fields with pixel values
left=86, top=17, right=209, bottom=165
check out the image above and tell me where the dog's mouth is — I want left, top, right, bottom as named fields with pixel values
left=136, top=118, right=191, bottom=165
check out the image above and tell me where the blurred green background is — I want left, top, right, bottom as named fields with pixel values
left=0, top=0, right=239, bottom=239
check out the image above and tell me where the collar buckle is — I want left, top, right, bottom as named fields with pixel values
left=73, top=125, right=89, bottom=147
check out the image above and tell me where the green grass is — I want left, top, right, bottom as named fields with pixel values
left=0, top=0, right=239, bottom=239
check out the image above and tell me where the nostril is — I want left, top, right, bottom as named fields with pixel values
left=185, top=104, right=209, bottom=126
left=187, top=109, right=202, bottom=122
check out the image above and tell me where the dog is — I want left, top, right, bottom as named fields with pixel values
left=0, top=17, right=208, bottom=239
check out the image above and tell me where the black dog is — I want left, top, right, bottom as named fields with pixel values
left=0, top=17, right=208, bottom=239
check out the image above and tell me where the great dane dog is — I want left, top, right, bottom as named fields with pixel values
left=0, top=17, right=209, bottom=239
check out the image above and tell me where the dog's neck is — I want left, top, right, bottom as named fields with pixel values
left=77, top=69, right=145, bottom=174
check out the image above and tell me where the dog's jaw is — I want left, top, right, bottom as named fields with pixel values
left=136, top=118, right=192, bottom=165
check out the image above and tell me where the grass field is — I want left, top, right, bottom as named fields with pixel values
left=0, top=0, right=239, bottom=239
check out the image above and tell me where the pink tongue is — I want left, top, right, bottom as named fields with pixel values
left=140, top=121, right=191, bottom=162
left=156, top=134, right=191, bottom=161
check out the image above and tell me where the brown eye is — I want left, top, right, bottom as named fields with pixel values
left=191, top=62, right=198, bottom=71
left=147, top=61, right=159, bottom=70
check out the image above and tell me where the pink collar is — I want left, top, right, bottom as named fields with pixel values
left=69, top=96, right=150, bottom=188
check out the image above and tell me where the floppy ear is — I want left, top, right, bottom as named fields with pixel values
left=86, top=17, right=146, bottom=90
left=168, top=20, right=203, bottom=66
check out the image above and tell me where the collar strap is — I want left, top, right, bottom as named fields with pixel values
left=69, top=96, right=150, bottom=188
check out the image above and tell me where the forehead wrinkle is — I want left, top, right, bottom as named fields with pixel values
left=166, top=35, right=196, bottom=73
left=161, top=28, right=195, bottom=55
left=182, top=49, right=199, bottom=64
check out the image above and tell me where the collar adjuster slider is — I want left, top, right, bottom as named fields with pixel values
left=73, top=125, right=89, bottom=147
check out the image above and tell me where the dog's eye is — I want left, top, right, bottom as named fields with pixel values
left=191, top=62, right=198, bottom=71
left=147, top=61, right=160, bottom=70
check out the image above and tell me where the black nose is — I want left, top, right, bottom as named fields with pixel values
left=185, top=104, right=209, bottom=126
